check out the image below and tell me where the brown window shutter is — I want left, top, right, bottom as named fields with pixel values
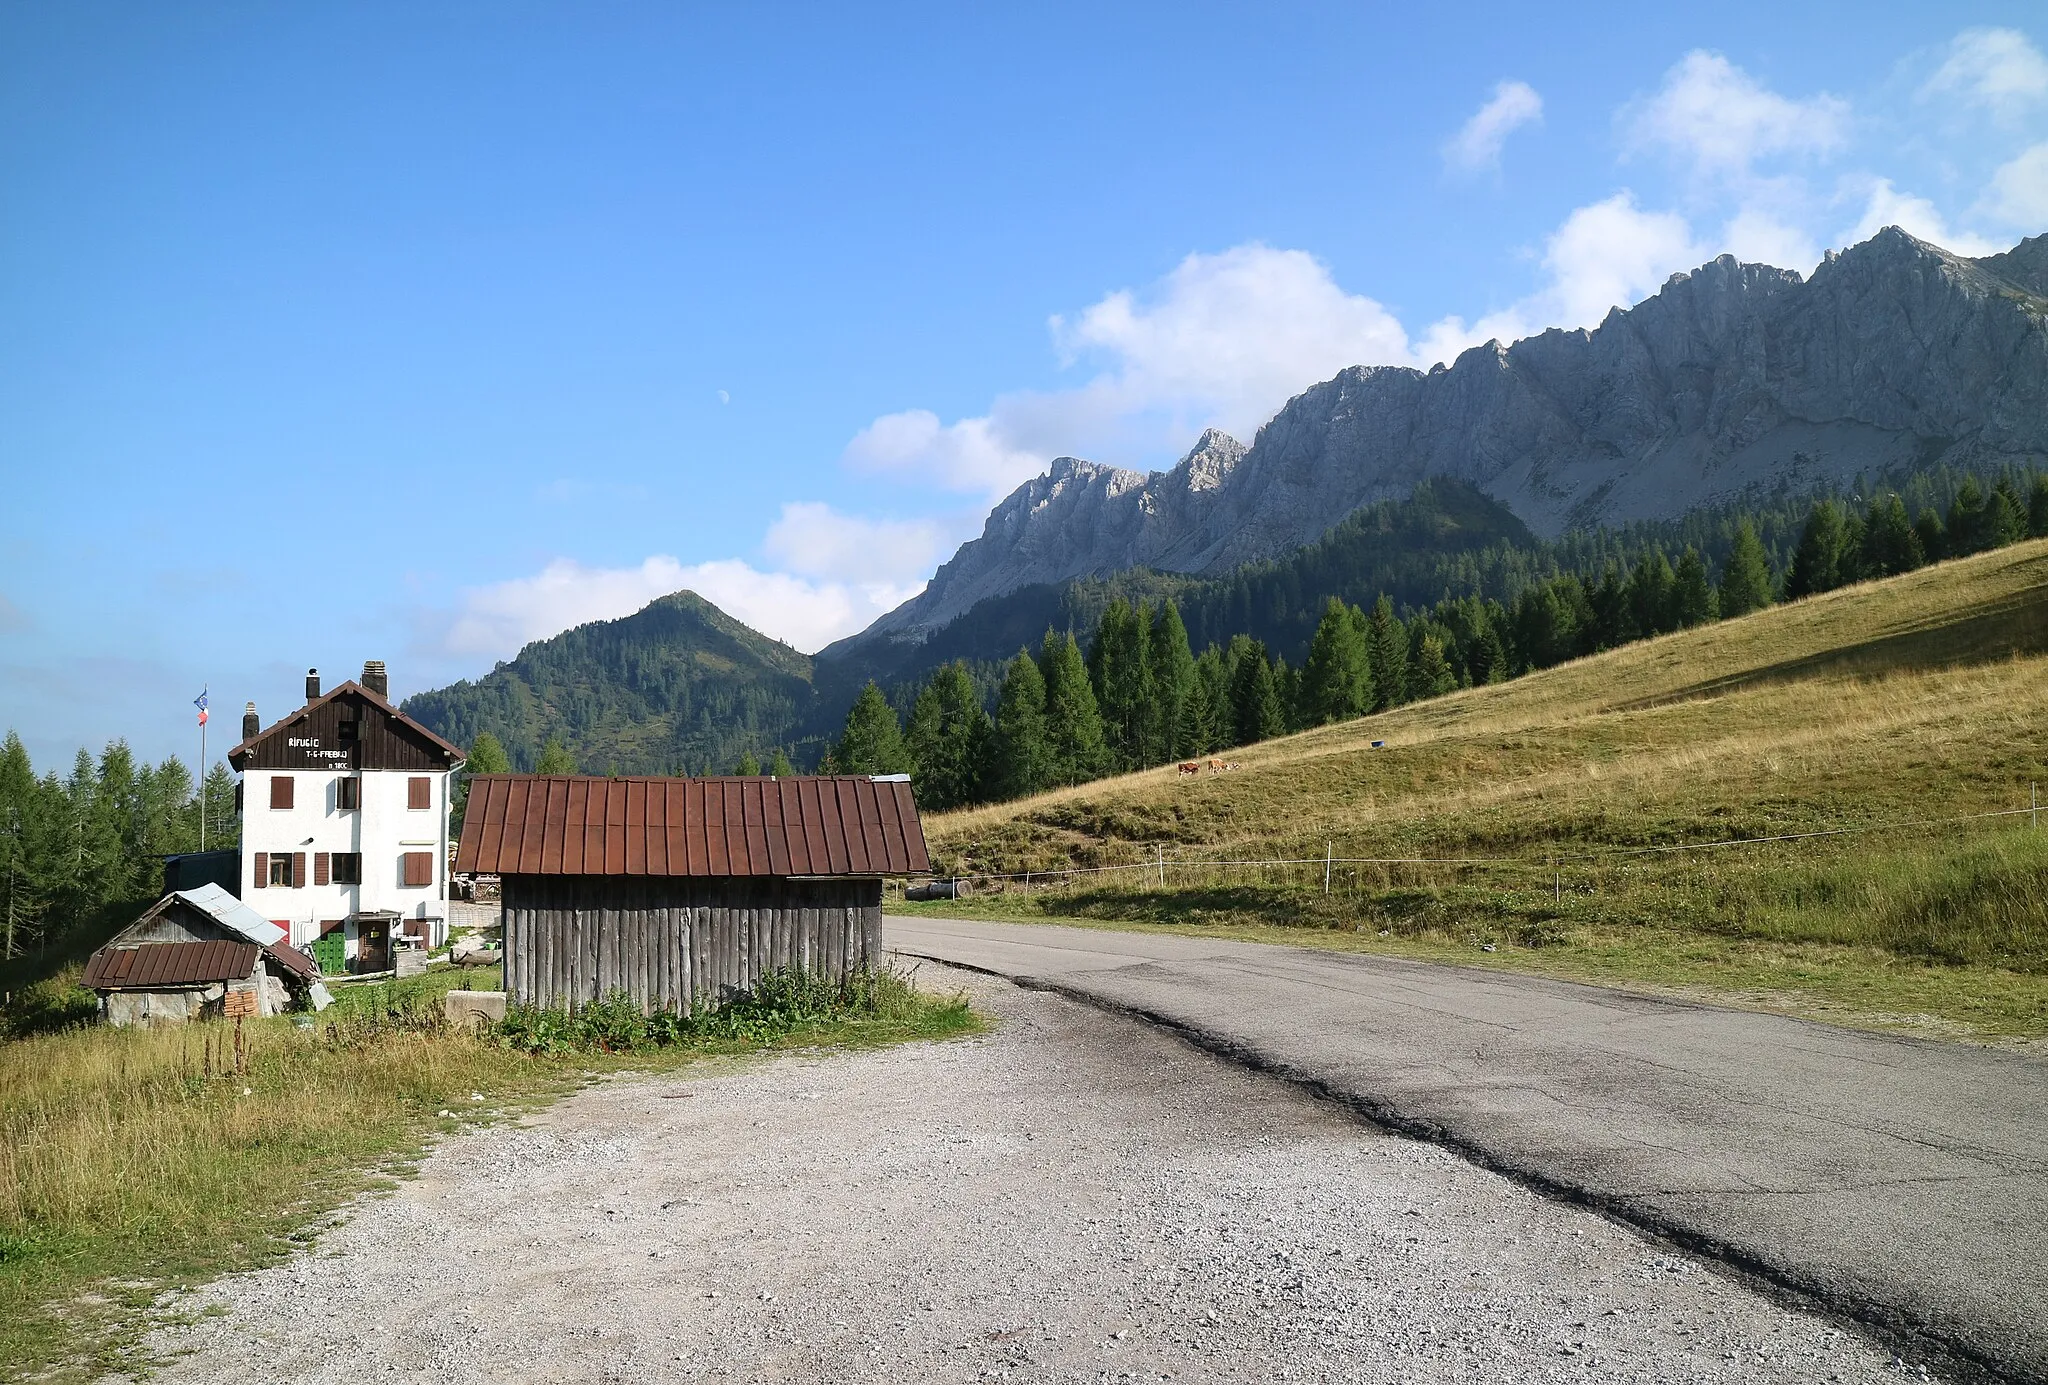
left=270, top=777, right=294, bottom=810
left=408, top=776, right=431, bottom=810
left=402, top=850, right=433, bottom=887
left=338, top=777, right=360, bottom=810
left=252, top=852, right=268, bottom=888
left=314, top=852, right=330, bottom=886
left=291, top=852, right=307, bottom=888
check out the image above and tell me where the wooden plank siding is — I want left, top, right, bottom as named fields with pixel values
left=500, top=874, right=884, bottom=1013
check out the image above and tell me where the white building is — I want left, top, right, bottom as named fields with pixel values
left=230, top=662, right=467, bottom=971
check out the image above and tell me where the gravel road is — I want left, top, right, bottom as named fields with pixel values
left=131, top=965, right=1916, bottom=1383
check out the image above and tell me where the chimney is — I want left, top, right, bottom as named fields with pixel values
left=242, top=702, right=260, bottom=739
left=305, top=668, right=321, bottom=704
left=361, top=660, right=389, bottom=698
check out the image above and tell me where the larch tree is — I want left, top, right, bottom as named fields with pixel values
left=990, top=650, right=1051, bottom=800
left=1718, top=521, right=1774, bottom=617
left=1784, top=500, right=1848, bottom=599
left=1038, top=630, right=1108, bottom=786
left=1088, top=600, right=1155, bottom=773
left=1859, top=495, right=1922, bottom=578
left=534, top=737, right=579, bottom=774
left=1366, top=597, right=1408, bottom=710
left=1148, top=602, right=1200, bottom=760
left=832, top=682, right=910, bottom=776
left=1669, top=548, right=1718, bottom=628
left=1300, top=597, right=1371, bottom=726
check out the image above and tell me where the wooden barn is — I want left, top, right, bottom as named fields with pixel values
left=85, top=883, right=328, bottom=1026
left=454, top=774, right=930, bottom=1013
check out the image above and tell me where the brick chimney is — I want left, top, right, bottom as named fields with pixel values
left=361, top=660, right=389, bottom=698
left=305, top=668, right=321, bottom=704
left=242, top=702, right=259, bottom=739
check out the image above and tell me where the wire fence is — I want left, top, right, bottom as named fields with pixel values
left=889, top=791, right=2048, bottom=901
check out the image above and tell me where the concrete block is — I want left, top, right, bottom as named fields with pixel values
left=445, top=990, right=507, bottom=1031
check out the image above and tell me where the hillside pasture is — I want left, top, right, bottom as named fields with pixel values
left=904, top=541, right=2048, bottom=1037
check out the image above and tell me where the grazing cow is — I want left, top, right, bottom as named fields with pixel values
left=1177, top=761, right=1200, bottom=776
left=1207, top=758, right=1224, bottom=771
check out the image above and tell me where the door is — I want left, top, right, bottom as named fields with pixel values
left=357, top=918, right=390, bottom=973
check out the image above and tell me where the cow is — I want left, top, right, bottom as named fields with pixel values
left=1177, top=761, right=1200, bottom=776
left=1207, top=758, right=1224, bottom=771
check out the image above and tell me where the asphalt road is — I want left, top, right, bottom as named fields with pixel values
left=887, top=916, right=2048, bottom=1382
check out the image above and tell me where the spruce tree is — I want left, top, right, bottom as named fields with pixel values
left=1784, top=500, right=1847, bottom=599
left=1626, top=550, right=1677, bottom=635
left=1088, top=600, right=1155, bottom=773
left=1148, top=602, right=1200, bottom=760
left=2029, top=475, right=2048, bottom=539
left=1039, top=630, right=1108, bottom=785
left=1300, top=597, right=1370, bottom=726
left=1193, top=647, right=1231, bottom=753
left=535, top=737, right=578, bottom=774
left=1366, top=596, right=1408, bottom=710
left=1228, top=641, right=1285, bottom=746
left=768, top=749, right=796, bottom=777
left=1859, top=494, right=1922, bottom=578
left=1988, top=482, right=2027, bottom=548
left=1273, top=657, right=1302, bottom=733
left=1409, top=632, right=1457, bottom=699
left=1720, top=522, right=1778, bottom=620
left=1669, top=548, right=1718, bottom=627
left=990, top=650, right=1051, bottom=800
left=1590, top=563, right=1633, bottom=647
left=733, top=750, right=763, bottom=775
left=1948, top=478, right=1989, bottom=555
left=832, top=682, right=909, bottom=775
left=1913, top=508, right=1948, bottom=565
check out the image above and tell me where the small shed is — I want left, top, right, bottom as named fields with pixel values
left=454, top=774, right=931, bottom=1013
left=85, top=883, right=329, bottom=1026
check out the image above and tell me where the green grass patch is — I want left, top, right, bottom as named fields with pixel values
left=0, top=967, right=977, bottom=1382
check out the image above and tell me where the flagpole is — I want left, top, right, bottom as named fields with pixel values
left=199, top=703, right=208, bottom=853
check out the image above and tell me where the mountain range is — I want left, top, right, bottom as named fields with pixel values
left=406, top=227, right=2048, bottom=771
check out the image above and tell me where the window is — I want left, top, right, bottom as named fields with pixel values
left=338, top=718, right=359, bottom=745
left=332, top=853, right=362, bottom=885
left=401, top=851, right=434, bottom=887
left=269, top=776, right=294, bottom=810
left=336, top=777, right=360, bottom=811
left=407, top=776, right=431, bottom=810
left=270, top=855, right=295, bottom=887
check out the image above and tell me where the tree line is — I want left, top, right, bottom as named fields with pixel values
left=822, top=472, right=2048, bottom=811
left=0, top=733, right=238, bottom=962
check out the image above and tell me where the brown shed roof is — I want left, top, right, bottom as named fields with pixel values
left=454, top=775, right=931, bottom=878
left=84, top=940, right=259, bottom=990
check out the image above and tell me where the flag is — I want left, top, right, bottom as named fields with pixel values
left=194, top=688, right=209, bottom=726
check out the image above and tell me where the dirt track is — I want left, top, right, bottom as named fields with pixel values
left=131, top=965, right=1911, bottom=1382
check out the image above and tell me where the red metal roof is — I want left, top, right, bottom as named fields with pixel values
left=83, top=940, right=259, bottom=990
left=454, top=775, right=932, bottom=878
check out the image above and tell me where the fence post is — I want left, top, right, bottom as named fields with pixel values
left=2034, top=782, right=2039, bottom=831
left=1157, top=845, right=1165, bottom=888
left=1324, top=841, right=1332, bottom=895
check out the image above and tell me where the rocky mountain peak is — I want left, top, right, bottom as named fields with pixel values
left=1168, top=428, right=1246, bottom=492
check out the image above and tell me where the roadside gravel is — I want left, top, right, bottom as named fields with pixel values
left=129, top=965, right=1916, bottom=1383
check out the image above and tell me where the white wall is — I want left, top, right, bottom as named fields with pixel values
left=241, top=768, right=451, bottom=951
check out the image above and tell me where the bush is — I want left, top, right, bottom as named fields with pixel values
left=488, top=966, right=939, bottom=1054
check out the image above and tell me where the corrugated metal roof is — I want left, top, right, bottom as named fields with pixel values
left=454, top=775, right=932, bottom=878
left=84, top=940, right=259, bottom=990
left=173, top=883, right=287, bottom=947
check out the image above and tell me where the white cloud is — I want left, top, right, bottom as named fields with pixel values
left=1983, top=143, right=2048, bottom=228
left=762, top=502, right=958, bottom=585
left=1623, top=51, right=1848, bottom=176
left=1443, top=80, right=1544, bottom=172
left=1717, top=207, right=1821, bottom=273
left=439, top=555, right=920, bottom=660
left=843, top=245, right=1415, bottom=495
left=1414, top=192, right=1704, bottom=364
left=1841, top=178, right=2004, bottom=257
left=1923, top=28, right=2048, bottom=122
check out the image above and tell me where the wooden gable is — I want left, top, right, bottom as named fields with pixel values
left=230, top=682, right=465, bottom=774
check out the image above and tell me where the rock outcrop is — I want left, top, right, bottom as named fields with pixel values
left=832, top=228, right=2048, bottom=651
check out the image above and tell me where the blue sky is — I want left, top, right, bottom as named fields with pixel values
left=4, top=2, right=2045, bottom=769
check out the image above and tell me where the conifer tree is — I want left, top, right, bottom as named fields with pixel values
left=535, top=737, right=578, bottom=774
left=1720, top=520, right=1769, bottom=618
left=1988, top=481, right=2027, bottom=548
left=904, top=663, right=991, bottom=809
left=1784, top=500, right=1848, bottom=599
left=1626, top=550, right=1677, bottom=635
left=1365, top=596, right=1408, bottom=710
left=1409, top=632, right=1457, bottom=699
left=1148, top=602, right=1200, bottom=760
left=1859, top=494, right=1922, bottom=578
left=1192, top=647, right=1231, bottom=753
left=469, top=732, right=513, bottom=775
left=1088, top=600, right=1155, bottom=773
left=733, top=749, right=763, bottom=775
left=2029, top=475, right=2048, bottom=539
left=1228, top=640, right=1285, bottom=746
left=831, top=682, right=909, bottom=775
left=1669, top=548, right=1718, bottom=627
left=768, top=749, right=796, bottom=777
left=1948, top=477, right=1989, bottom=555
left=1300, top=597, right=1371, bottom=726
left=1913, top=508, right=1948, bottom=565
left=1273, top=657, right=1302, bottom=733
left=990, top=650, right=1051, bottom=800
left=1039, top=630, right=1107, bottom=785
left=200, top=762, right=239, bottom=848
left=1590, top=563, right=1633, bottom=647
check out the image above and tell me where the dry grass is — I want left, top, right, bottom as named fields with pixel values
left=909, top=541, right=2048, bottom=1036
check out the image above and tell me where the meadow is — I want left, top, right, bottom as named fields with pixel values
left=899, top=539, right=2048, bottom=1038
left=0, top=964, right=974, bottom=1381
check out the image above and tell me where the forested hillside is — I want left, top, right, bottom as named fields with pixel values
left=402, top=592, right=823, bottom=774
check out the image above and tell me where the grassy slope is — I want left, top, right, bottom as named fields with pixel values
left=902, top=539, right=2048, bottom=1038
left=0, top=968, right=977, bottom=1381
